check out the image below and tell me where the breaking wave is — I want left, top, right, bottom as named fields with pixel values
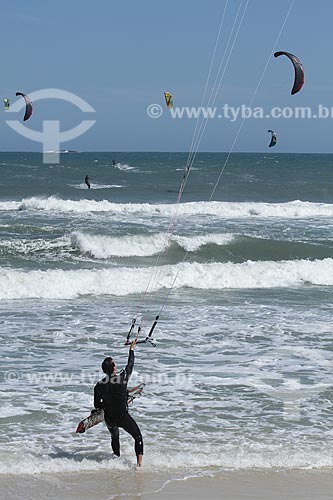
left=0, top=258, right=332, bottom=299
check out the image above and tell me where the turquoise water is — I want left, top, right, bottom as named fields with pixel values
left=0, top=152, right=332, bottom=474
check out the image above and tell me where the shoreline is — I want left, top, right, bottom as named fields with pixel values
left=1, top=468, right=333, bottom=500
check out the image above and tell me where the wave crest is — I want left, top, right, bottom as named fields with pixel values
left=70, top=231, right=235, bottom=258
left=0, top=258, right=332, bottom=299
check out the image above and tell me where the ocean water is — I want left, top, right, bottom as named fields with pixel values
left=0, top=152, right=332, bottom=475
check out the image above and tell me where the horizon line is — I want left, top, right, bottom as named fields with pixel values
left=0, top=150, right=331, bottom=155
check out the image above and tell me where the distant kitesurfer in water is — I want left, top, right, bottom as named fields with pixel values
left=85, top=175, right=91, bottom=189
left=112, top=159, right=116, bottom=166
left=94, top=339, right=143, bottom=467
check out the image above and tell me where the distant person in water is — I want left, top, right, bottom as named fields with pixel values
left=112, top=159, right=116, bottom=166
left=85, top=175, right=91, bottom=189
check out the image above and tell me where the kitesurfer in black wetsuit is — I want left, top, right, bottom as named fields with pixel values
left=85, top=175, right=91, bottom=189
left=112, top=159, right=116, bottom=166
left=94, top=339, right=143, bottom=467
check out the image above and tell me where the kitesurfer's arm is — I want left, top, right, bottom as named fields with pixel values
left=124, top=340, right=137, bottom=381
left=94, top=382, right=104, bottom=410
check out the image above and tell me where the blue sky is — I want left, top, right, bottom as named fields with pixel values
left=0, top=0, right=332, bottom=153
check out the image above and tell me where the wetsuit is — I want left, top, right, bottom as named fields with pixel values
left=94, top=349, right=143, bottom=457
left=85, top=175, right=91, bottom=189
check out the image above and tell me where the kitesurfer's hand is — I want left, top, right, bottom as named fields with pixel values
left=130, top=339, right=137, bottom=351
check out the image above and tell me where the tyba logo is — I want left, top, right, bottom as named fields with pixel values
left=6, top=88, right=96, bottom=163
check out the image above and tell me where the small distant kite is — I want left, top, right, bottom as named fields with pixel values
left=267, top=129, right=277, bottom=148
left=3, top=98, right=9, bottom=110
left=85, top=175, right=91, bottom=189
left=16, top=92, right=33, bottom=121
left=164, top=91, right=173, bottom=108
left=274, top=51, right=304, bottom=95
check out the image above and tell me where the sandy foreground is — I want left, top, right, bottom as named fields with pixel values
left=0, top=469, right=332, bottom=500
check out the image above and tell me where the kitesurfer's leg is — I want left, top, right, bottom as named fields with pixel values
left=105, top=421, right=120, bottom=456
left=119, top=413, right=143, bottom=466
left=111, top=427, right=120, bottom=456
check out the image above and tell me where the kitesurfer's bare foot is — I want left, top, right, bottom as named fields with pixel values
left=136, top=454, right=143, bottom=467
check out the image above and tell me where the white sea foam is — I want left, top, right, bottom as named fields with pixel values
left=71, top=183, right=123, bottom=190
left=0, top=236, right=69, bottom=255
left=0, top=446, right=332, bottom=474
left=0, top=258, right=332, bottom=299
left=174, top=233, right=234, bottom=251
left=0, top=200, right=22, bottom=211
left=113, top=163, right=135, bottom=171
left=0, top=407, right=30, bottom=418
left=70, top=231, right=235, bottom=258
left=5, top=197, right=333, bottom=218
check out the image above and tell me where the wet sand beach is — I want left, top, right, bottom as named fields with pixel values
left=1, top=469, right=332, bottom=500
